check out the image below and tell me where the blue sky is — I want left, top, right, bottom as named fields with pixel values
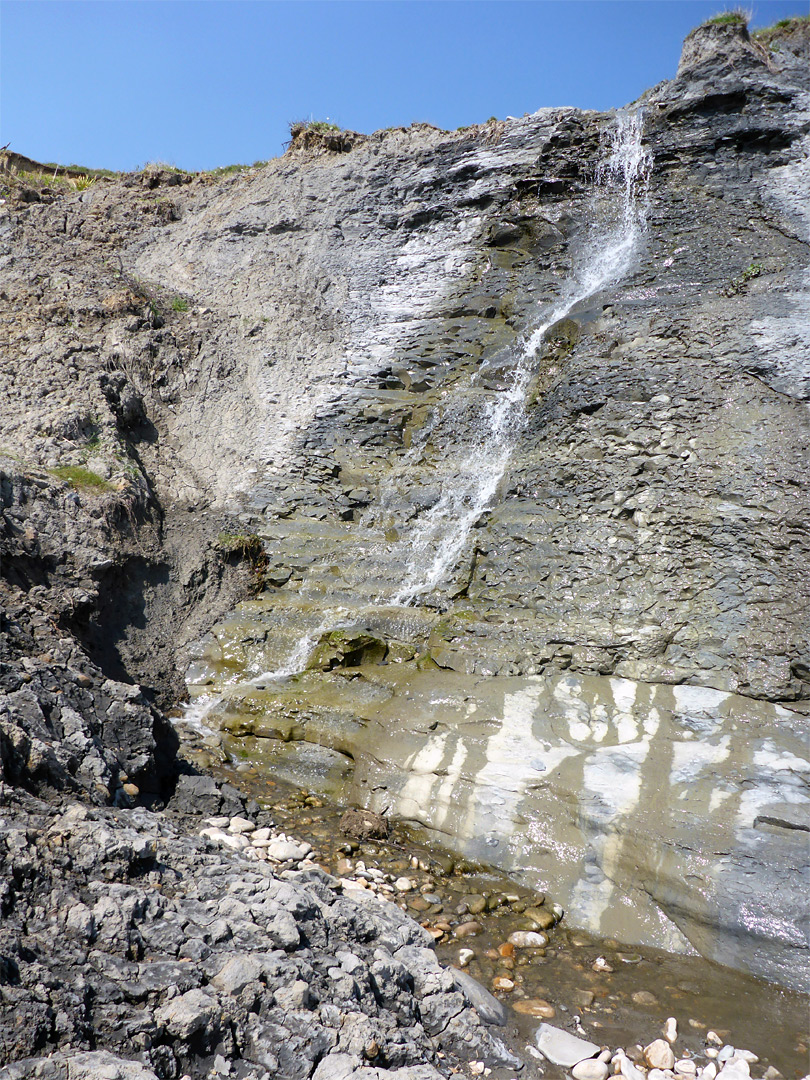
left=1, top=1, right=807, bottom=172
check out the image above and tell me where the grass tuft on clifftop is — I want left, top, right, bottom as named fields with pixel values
left=704, top=9, right=750, bottom=26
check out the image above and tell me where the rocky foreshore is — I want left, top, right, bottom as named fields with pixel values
left=0, top=778, right=523, bottom=1080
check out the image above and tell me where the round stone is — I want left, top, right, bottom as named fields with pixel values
left=513, top=998, right=556, bottom=1019
left=573, top=1060, right=610, bottom=1080
left=508, top=930, right=548, bottom=948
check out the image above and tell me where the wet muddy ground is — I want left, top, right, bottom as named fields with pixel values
left=183, top=746, right=809, bottom=1080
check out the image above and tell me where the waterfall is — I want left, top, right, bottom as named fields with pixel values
left=389, top=108, right=651, bottom=606
left=184, top=109, right=652, bottom=717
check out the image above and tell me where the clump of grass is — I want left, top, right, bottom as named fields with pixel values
left=215, top=532, right=265, bottom=558
left=704, top=9, right=750, bottom=26
left=753, top=14, right=810, bottom=42
left=49, top=465, right=112, bottom=491
left=74, top=175, right=96, bottom=191
left=215, top=532, right=269, bottom=587
left=725, top=260, right=764, bottom=295
left=171, top=296, right=189, bottom=312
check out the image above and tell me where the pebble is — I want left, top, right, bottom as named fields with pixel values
left=572, top=989, right=595, bottom=1008
left=721, top=1063, right=752, bottom=1079
left=616, top=1050, right=647, bottom=1080
left=676, top=1059, right=698, bottom=1076
left=228, top=816, right=256, bottom=833
left=455, top=921, right=483, bottom=937
left=457, top=948, right=475, bottom=968
left=467, top=894, right=488, bottom=915
left=645, top=1040, right=676, bottom=1070
left=513, top=999, right=556, bottom=1019
left=524, top=906, right=555, bottom=930
left=632, top=991, right=658, bottom=1006
left=267, top=839, right=307, bottom=862
left=394, top=877, right=413, bottom=892
left=572, top=1059, right=610, bottom=1080
left=592, top=957, right=613, bottom=973
left=665, top=1017, right=678, bottom=1044
left=508, top=930, right=548, bottom=948
left=491, top=976, right=514, bottom=992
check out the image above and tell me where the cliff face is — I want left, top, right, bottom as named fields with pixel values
left=1, top=15, right=809, bottom=1001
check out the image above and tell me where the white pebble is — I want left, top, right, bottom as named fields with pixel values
left=573, top=1060, right=609, bottom=1080
left=706, top=1033, right=723, bottom=1048
left=394, top=877, right=413, bottom=892
left=675, top=1060, right=697, bottom=1076
left=228, top=816, right=256, bottom=833
left=204, top=816, right=230, bottom=828
left=199, top=827, right=248, bottom=851
left=266, top=839, right=306, bottom=862
left=458, top=948, right=474, bottom=968
left=508, top=930, right=548, bottom=948
left=251, top=827, right=272, bottom=842
left=700, top=1064, right=717, bottom=1080
left=664, top=1018, right=678, bottom=1044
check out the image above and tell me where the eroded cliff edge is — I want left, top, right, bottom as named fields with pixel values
left=0, top=26, right=809, bottom=1076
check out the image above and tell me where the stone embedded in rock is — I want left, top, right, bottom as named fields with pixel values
left=274, top=979, right=314, bottom=1011
left=210, top=953, right=264, bottom=995
left=155, top=987, right=220, bottom=1039
left=534, top=1023, right=601, bottom=1066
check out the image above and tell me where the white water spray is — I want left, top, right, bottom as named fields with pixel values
left=390, top=109, right=651, bottom=605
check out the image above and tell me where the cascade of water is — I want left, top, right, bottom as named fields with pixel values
left=183, top=109, right=651, bottom=719
left=388, top=108, right=651, bottom=606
